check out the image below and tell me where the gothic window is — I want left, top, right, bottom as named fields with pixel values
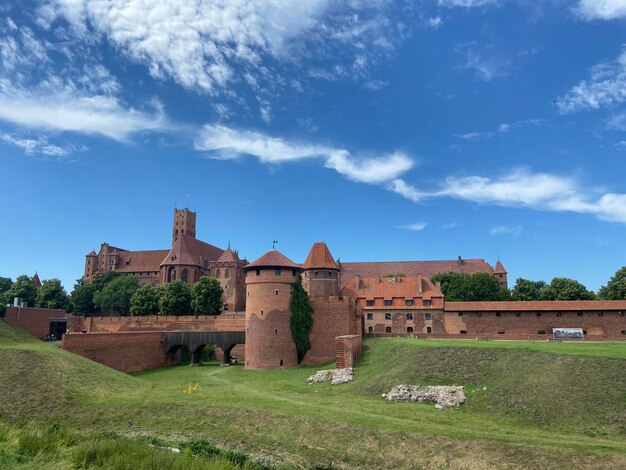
left=181, top=269, right=189, bottom=283
left=225, top=269, right=230, bottom=278
left=216, top=269, right=221, bottom=278
left=167, top=266, right=176, bottom=282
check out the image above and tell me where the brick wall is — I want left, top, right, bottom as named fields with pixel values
left=302, top=297, right=360, bottom=365
left=5, top=306, right=80, bottom=339
left=61, top=332, right=179, bottom=372
left=81, top=313, right=245, bottom=333
left=335, top=335, right=362, bottom=368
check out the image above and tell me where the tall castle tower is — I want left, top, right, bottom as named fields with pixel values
left=302, top=242, right=340, bottom=298
left=172, top=208, right=196, bottom=245
left=244, top=249, right=302, bottom=369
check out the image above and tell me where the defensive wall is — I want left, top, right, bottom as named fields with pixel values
left=5, top=306, right=81, bottom=339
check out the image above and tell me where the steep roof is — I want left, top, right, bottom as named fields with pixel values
left=245, top=249, right=300, bottom=269
left=339, top=259, right=494, bottom=289
left=217, top=247, right=239, bottom=262
left=32, top=272, right=42, bottom=288
left=445, top=300, right=626, bottom=311
left=86, top=250, right=97, bottom=257
left=161, top=234, right=224, bottom=267
left=115, top=249, right=170, bottom=273
left=494, top=260, right=507, bottom=274
left=303, top=242, right=339, bottom=270
left=341, top=276, right=443, bottom=300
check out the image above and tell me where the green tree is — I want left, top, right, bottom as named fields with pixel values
left=91, top=271, right=122, bottom=291
left=191, top=276, right=223, bottom=315
left=6, top=275, right=37, bottom=307
left=289, top=277, right=314, bottom=363
left=0, top=276, right=11, bottom=317
left=93, top=276, right=139, bottom=315
left=431, top=271, right=508, bottom=301
left=71, top=280, right=98, bottom=316
left=130, top=284, right=161, bottom=316
left=430, top=272, right=459, bottom=297
left=540, top=277, right=595, bottom=301
left=159, top=280, right=192, bottom=316
left=598, top=266, right=626, bottom=300
left=35, top=279, right=70, bottom=310
left=511, top=278, right=546, bottom=301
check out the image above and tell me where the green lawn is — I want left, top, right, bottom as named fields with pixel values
left=1, top=320, right=625, bottom=469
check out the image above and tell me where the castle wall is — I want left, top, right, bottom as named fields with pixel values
left=335, top=335, right=362, bottom=368
left=81, top=313, right=245, bottom=333
left=364, top=309, right=445, bottom=335
left=302, top=270, right=339, bottom=298
left=5, top=306, right=80, bottom=339
left=61, top=332, right=180, bottom=373
left=302, top=297, right=360, bottom=365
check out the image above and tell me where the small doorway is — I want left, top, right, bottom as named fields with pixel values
left=49, top=319, right=67, bottom=340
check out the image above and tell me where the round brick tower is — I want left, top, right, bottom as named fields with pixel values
left=302, top=242, right=340, bottom=298
left=244, top=249, right=302, bottom=369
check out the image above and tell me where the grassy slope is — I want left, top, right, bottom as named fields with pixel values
left=1, top=320, right=625, bottom=469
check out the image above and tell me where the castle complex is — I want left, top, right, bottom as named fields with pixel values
left=5, top=208, right=624, bottom=372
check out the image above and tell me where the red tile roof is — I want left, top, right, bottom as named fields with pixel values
left=303, top=242, right=339, bottom=270
left=160, top=234, right=224, bottom=267
left=246, top=249, right=300, bottom=269
left=339, top=259, right=494, bottom=289
left=217, top=247, right=239, bottom=262
left=494, top=260, right=507, bottom=274
left=341, top=276, right=443, bottom=300
left=445, top=300, right=626, bottom=311
left=86, top=250, right=97, bottom=257
left=115, top=249, right=170, bottom=273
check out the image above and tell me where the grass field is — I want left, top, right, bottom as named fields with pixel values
left=1, top=320, right=625, bottom=469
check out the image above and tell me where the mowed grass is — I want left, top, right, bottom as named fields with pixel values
left=1, top=319, right=625, bottom=469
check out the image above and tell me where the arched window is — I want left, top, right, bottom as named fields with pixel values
left=216, top=269, right=221, bottom=278
left=167, top=266, right=176, bottom=282
left=225, top=269, right=230, bottom=278
left=181, top=269, right=189, bottom=283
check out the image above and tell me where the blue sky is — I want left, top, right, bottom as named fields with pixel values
left=1, top=0, right=626, bottom=292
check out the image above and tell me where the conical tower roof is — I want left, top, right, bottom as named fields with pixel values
left=217, top=246, right=239, bottom=262
left=245, top=249, right=300, bottom=270
left=494, top=260, right=507, bottom=274
left=302, top=242, right=339, bottom=270
left=32, top=272, right=42, bottom=288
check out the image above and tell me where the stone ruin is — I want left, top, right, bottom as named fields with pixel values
left=307, top=368, right=354, bottom=385
left=382, top=385, right=466, bottom=409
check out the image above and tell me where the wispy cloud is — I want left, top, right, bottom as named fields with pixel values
left=558, top=49, right=626, bottom=113
left=575, top=0, right=626, bottom=20
left=455, top=118, right=546, bottom=141
left=441, top=222, right=459, bottom=230
left=438, top=0, right=499, bottom=7
left=0, top=132, right=84, bottom=158
left=194, top=125, right=414, bottom=185
left=455, top=43, right=511, bottom=81
left=396, top=222, right=427, bottom=231
left=490, top=225, right=522, bottom=236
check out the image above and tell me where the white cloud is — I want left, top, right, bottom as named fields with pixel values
left=490, top=225, right=522, bottom=236
left=558, top=49, right=626, bottom=113
left=0, top=132, right=79, bottom=157
left=397, top=222, right=427, bottom=231
left=194, top=125, right=414, bottom=185
left=455, top=43, right=510, bottom=81
left=427, top=17, right=443, bottom=29
left=498, top=123, right=511, bottom=133
left=388, top=179, right=425, bottom=202
left=576, top=0, right=626, bottom=20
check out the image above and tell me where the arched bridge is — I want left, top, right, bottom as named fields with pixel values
left=164, top=331, right=245, bottom=365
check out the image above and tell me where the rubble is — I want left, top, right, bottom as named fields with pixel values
left=382, top=385, right=466, bottom=408
left=307, top=368, right=354, bottom=385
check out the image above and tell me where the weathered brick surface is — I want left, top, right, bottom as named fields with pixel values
left=82, top=314, right=245, bottom=333
left=336, top=335, right=362, bottom=368
left=61, top=332, right=179, bottom=372
left=302, top=297, right=360, bottom=365
left=5, top=307, right=80, bottom=339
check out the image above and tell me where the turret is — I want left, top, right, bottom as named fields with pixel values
left=494, top=260, right=508, bottom=289
left=302, top=242, right=340, bottom=298
left=172, top=208, right=196, bottom=245
left=244, top=249, right=302, bottom=369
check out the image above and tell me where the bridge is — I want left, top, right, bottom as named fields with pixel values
left=164, top=331, right=246, bottom=365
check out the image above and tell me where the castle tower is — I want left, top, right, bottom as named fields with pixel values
left=84, top=250, right=98, bottom=283
left=302, top=242, right=340, bottom=298
left=244, top=249, right=302, bottom=369
left=172, top=208, right=196, bottom=245
left=211, top=246, right=247, bottom=312
left=494, top=260, right=508, bottom=289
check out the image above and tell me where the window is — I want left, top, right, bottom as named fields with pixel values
left=385, top=313, right=392, bottom=320
left=181, top=269, right=188, bottom=283
left=223, top=304, right=229, bottom=311
left=556, top=311, right=562, bottom=317
left=385, top=326, right=392, bottom=333
left=315, top=271, right=319, bottom=277
left=256, top=269, right=261, bottom=276
left=423, top=300, right=432, bottom=306
left=577, top=311, right=583, bottom=317
left=495, top=312, right=501, bottom=317
left=407, top=326, right=414, bottom=333
left=367, top=313, right=373, bottom=320
left=275, top=289, right=279, bottom=296
left=328, top=271, right=332, bottom=277
left=460, top=329, right=467, bottom=334
left=280, top=359, right=283, bottom=366
left=621, top=330, right=626, bottom=335
left=406, top=313, right=413, bottom=320
left=275, top=269, right=281, bottom=276
left=619, top=311, right=624, bottom=316
left=292, top=270, right=297, bottom=276
left=384, top=300, right=392, bottom=306
left=424, top=313, right=432, bottom=321
left=458, top=312, right=464, bottom=317
left=216, top=269, right=221, bottom=278
left=498, top=330, right=505, bottom=334
left=405, top=299, right=413, bottom=306
left=275, top=329, right=278, bottom=335
left=366, top=300, right=374, bottom=307
left=515, top=312, right=521, bottom=317
left=368, top=326, right=373, bottom=333
left=225, top=269, right=229, bottom=278
left=426, top=326, right=432, bottom=334
left=536, top=312, right=542, bottom=317
left=598, top=311, right=604, bottom=316
left=538, top=330, right=546, bottom=335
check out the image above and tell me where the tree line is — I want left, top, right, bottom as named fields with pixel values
left=0, top=272, right=224, bottom=317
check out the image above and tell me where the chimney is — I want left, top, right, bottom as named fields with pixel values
left=418, top=274, right=423, bottom=295
left=355, top=275, right=360, bottom=290
left=435, top=281, right=441, bottom=290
